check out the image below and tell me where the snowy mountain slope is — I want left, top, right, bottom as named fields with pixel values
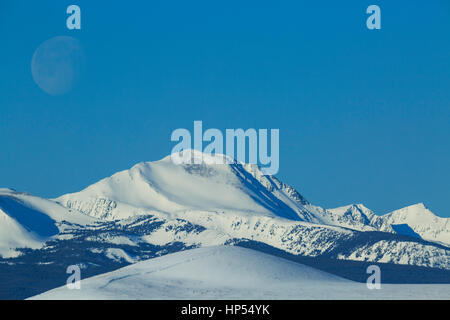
left=55, top=150, right=326, bottom=223
left=31, top=246, right=450, bottom=300
left=1, top=151, right=449, bottom=300
left=47, top=206, right=448, bottom=271
left=0, top=189, right=96, bottom=258
left=56, top=151, right=448, bottom=247
left=0, top=206, right=44, bottom=258
left=50, top=151, right=450, bottom=269
left=0, top=189, right=94, bottom=225
left=383, top=203, right=450, bottom=245
left=31, top=204, right=449, bottom=270
left=239, top=163, right=328, bottom=223
left=1, top=188, right=447, bottom=293
left=326, top=204, right=393, bottom=232
left=2, top=212, right=449, bottom=299
left=2, top=186, right=446, bottom=271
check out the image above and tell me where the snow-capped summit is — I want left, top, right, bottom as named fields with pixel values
left=386, top=203, right=434, bottom=220
left=383, top=203, right=450, bottom=244
left=326, top=204, right=392, bottom=232
left=326, top=202, right=449, bottom=245
left=56, top=151, right=326, bottom=223
left=54, top=151, right=449, bottom=246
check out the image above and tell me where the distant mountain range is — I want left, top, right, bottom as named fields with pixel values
left=0, top=150, right=449, bottom=299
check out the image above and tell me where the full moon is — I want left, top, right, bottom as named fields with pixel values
left=31, top=36, right=85, bottom=96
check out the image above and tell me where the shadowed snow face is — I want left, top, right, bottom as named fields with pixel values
left=0, top=196, right=59, bottom=238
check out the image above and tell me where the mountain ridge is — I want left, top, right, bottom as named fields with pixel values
left=0, top=151, right=448, bottom=300
left=52, top=151, right=448, bottom=246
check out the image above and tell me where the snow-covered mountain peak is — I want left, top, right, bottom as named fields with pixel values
left=330, top=203, right=372, bottom=215
left=384, top=203, right=438, bottom=221
left=51, top=151, right=449, bottom=245
left=325, top=203, right=386, bottom=232
left=353, top=203, right=371, bottom=211
left=380, top=203, right=449, bottom=244
left=55, top=151, right=319, bottom=222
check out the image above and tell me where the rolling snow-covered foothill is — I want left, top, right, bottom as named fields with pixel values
left=31, top=246, right=449, bottom=300
left=0, top=150, right=449, bottom=299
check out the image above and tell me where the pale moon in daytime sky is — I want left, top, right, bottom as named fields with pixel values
left=31, top=36, right=85, bottom=96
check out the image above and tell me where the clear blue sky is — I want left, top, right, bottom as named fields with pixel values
left=1, top=1, right=449, bottom=216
